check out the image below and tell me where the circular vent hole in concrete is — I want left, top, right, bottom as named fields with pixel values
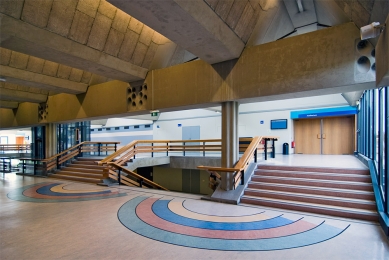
left=357, top=56, right=371, bottom=73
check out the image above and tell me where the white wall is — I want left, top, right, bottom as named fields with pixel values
left=0, top=129, right=32, bottom=144
left=153, top=109, right=221, bottom=140
left=152, top=94, right=349, bottom=154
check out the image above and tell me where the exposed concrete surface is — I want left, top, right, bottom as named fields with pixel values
left=108, top=0, right=245, bottom=64
left=125, top=156, right=170, bottom=171
left=376, top=14, right=389, bottom=87
left=169, top=156, right=221, bottom=169
left=210, top=162, right=256, bottom=204
left=0, top=65, right=87, bottom=94
left=0, top=13, right=148, bottom=82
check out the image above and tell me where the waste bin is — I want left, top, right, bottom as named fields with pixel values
left=283, top=143, right=289, bottom=155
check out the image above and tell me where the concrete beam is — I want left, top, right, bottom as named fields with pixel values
left=0, top=87, right=47, bottom=103
left=0, top=65, right=87, bottom=94
left=376, top=14, right=389, bottom=88
left=107, top=0, right=244, bottom=64
left=0, top=100, right=18, bottom=109
left=0, top=14, right=148, bottom=82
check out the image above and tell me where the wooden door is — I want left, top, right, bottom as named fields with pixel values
left=322, top=116, right=354, bottom=155
left=16, top=136, right=24, bottom=144
left=294, top=118, right=321, bottom=154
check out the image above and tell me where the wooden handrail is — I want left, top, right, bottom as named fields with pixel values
left=107, top=162, right=168, bottom=190
left=197, top=135, right=278, bottom=189
left=98, top=137, right=277, bottom=190
left=98, top=139, right=223, bottom=166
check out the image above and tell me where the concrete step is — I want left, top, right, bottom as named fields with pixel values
left=53, top=171, right=103, bottom=179
left=61, top=167, right=104, bottom=174
left=247, top=182, right=375, bottom=200
left=48, top=174, right=102, bottom=184
left=257, top=165, right=370, bottom=175
left=244, top=188, right=376, bottom=210
left=254, top=169, right=371, bottom=182
left=72, top=160, right=99, bottom=166
left=250, top=176, right=372, bottom=191
left=240, top=195, right=378, bottom=222
left=66, top=164, right=105, bottom=170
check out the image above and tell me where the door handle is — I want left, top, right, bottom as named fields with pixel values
left=322, top=134, right=326, bottom=139
left=317, top=134, right=321, bottom=139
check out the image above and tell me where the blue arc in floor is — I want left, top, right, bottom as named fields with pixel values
left=119, top=196, right=350, bottom=251
left=36, top=183, right=113, bottom=196
left=152, top=199, right=293, bottom=230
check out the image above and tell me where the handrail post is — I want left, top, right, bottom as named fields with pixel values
left=203, top=142, right=205, bottom=157
left=139, top=179, right=143, bottom=188
left=241, top=170, right=244, bottom=185
left=118, top=168, right=121, bottom=185
left=254, top=148, right=257, bottom=163
left=166, top=143, right=168, bottom=156
left=183, top=142, right=185, bottom=156
left=114, top=143, right=117, bottom=152
left=264, top=139, right=268, bottom=160
left=105, top=144, right=108, bottom=155
left=98, top=143, right=101, bottom=156
left=272, top=138, right=275, bottom=158
left=56, top=156, right=60, bottom=169
left=151, top=143, right=154, bottom=157
left=133, top=145, right=136, bottom=159
left=22, top=159, right=26, bottom=174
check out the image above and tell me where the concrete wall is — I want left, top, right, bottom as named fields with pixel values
left=153, top=166, right=213, bottom=195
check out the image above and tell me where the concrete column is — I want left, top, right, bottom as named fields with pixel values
left=45, top=123, right=57, bottom=158
left=220, top=101, right=239, bottom=190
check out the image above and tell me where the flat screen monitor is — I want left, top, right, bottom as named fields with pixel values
left=271, top=119, right=287, bottom=130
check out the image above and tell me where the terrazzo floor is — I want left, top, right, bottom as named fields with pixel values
left=1, top=155, right=388, bottom=259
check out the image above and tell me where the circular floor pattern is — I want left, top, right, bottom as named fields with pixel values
left=7, top=182, right=126, bottom=203
left=118, top=196, right=350, bottom=251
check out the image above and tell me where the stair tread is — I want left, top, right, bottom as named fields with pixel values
left=245, top=188, right=375, bottom=204
left=255, top=169, right=370, bottom=178
left=241, top=195, right=377, bottom=215
left=251, top=176, right=372, bottom=186
left=257, top=165, right=369, bottom=173
left=248, top=182, right=374, bottom=195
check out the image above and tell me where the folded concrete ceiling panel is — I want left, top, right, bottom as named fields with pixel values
left=0, top=100, right=18, bottom=109
left=107, top=0, right=245, bottom=64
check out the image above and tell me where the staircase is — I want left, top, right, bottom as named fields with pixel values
left=49, top=157, right=106, bottom=184
left=240, top=165, right=378, bottom=221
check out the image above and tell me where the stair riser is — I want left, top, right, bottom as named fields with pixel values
left=61, top=168, right=104, bottom=174
left=254, top=171, right=371, bottom=182
left=72, top=161, right=98, bottom=165
left=257, top=166, right=369, bottom=175
left=67, top=164, right=105, bottom=170
left=244, top=190, right=376, bottom=210
left=55, top=172, right=103, bottom=179
left=49, top=174, right=101, bottom=184
left=248, top=184, right=375, bottom=200
left=249, top=178, right=372, bottom=191
left=240, top=198, right=378, bottom=222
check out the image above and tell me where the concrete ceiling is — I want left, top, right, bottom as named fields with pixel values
left=0, top=0, right=387, bottom=112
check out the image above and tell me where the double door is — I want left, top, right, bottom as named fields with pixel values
left=294, top=116, right=355, bottom=155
